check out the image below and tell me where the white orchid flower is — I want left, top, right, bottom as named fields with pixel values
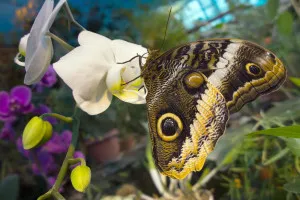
left=14, top=0, right=67, bottom=85
left=53, top=31, right=148, bottom=115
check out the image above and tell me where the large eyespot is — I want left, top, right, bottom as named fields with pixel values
left=184, top=72, right=205, bottom=89
left=246, top=63, right=262, bottom=76
left=157, top=113, right=183, bottom=141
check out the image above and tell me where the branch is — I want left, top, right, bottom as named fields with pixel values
left=187, top=5, right=252, bottom=34
left=37, top=107, right=82, bottom=200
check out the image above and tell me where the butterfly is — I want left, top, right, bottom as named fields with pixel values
left=141, top=39, right=286, bottom=179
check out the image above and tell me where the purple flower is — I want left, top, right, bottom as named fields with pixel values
left=33, top=104, right=57, bottom=124
left=0, top=122, right=15, bottom=141
left=0, top=86, right=33, bottom=122
left=74, top=151, right=85, bottom=159
left=31, top=151, right=58, bottom=175
left=42, top=130, right=72, bottom=154
left=34, top=65, right=57, bottom=92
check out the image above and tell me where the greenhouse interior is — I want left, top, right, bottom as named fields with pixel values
left=1, top=0, right=300, bottom=199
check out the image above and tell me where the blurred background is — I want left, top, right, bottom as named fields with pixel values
left=1, top=0, right=300, bottom=199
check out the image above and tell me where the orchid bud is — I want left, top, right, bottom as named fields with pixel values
left=22, top=116, right=53, bottom=149
left=71, top=164, right=91, bottom=192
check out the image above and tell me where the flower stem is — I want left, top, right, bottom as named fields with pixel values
left=68, top=158, right=86, bottom=166
left=53, top=191, right=65, bottom=200
left=47, top=32, right=74, bottom=51
left=37, top=190, right=52, bottom=200
left=37, top=107, right=82, bottom=200
left=41, top=113, right=73, bottom=123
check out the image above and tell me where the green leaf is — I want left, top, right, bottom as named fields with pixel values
left=0, top=175, right=19, bottom=200
left=277, top=11, right=293, bottom=36
left=285, top=138, right=300, bottom=156
left=267, top=0, right=279, bottom=18
left=289, top=77, right=300, bottom=88
left=248, top=125, right=300, bottom=138
left=284, top=177, right=300, bottom=193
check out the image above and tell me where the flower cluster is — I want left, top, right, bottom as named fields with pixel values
left=17, top=130, right=84, bottom=188
left=0, top=86, right=33, bottom=122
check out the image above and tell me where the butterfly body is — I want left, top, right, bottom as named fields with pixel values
left=142, top=39, right=286, bottom=179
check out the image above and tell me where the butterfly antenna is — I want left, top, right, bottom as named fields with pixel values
left=159, top=7, right=172, bottom=52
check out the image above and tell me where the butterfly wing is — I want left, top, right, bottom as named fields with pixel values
left=144, top=65, right=228, bottom=179
left=142, top=39, right=286, bottom=179
left=143, top=39, right=286, bottom=113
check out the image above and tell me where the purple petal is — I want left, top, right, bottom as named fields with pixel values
left=0, top=114, right=16, bottom=122
left=74, top=151, right=85, bottom=159
left=42, top=132, right=66, bottom=154
left=34, top=104, right=51, bottom=114
left=70, top=151, right=85, bottom=168
left=0, top=122, right=15, bottom=141
left=0, top=92, right=10, bottom=115
left=40, top=65, right=57, bottom=87
left=10, top=86, right=32, bottom=106
left=21, top=103, right=34, bottom=114
left=34, top=151, right=58, bottom=175
left=61, top=130, right=72, bottom=146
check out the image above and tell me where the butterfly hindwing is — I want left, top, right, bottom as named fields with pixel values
left=144, top=66, right=228, bottom=179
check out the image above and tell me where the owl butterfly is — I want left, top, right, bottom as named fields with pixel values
left=140, top=39, right=286, bottom=179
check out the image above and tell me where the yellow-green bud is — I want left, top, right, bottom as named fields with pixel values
left=22, top=116, right=53, bottom=150
left=71, top=165, right=91, bottom=192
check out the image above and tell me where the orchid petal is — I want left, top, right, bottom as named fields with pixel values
left=111, top=39, right=147, bottom=64
left=0, top=92, right=10, bottom=115
left=106, top=65, right=123, bottom=94
left=24, top=36, right=53, bottom=84
left=24, top=0, right=66, bottom=85
left=10, top=86, right=32, bottom=106
left=73, top=88, right=113, bottom=115
left=113, top=88, right=147, bottom=104
left=53, top=45, right=114, bottom=100
left=43, top=0, right=66, bottom=32
left=78, top=31, right=111, bottom=49
left=25, top=0, right=53, bottom=71
left=0, top=115, right=16, bottom=122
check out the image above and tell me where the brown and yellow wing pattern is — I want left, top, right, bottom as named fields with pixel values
left=142, top=39, right=286, bottom=179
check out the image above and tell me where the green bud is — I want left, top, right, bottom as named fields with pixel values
left=71, top=165, right=91, bottom=192
left=22, top=116, right=53, bottom=150
left=37, top=120, right=53, bottom=147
